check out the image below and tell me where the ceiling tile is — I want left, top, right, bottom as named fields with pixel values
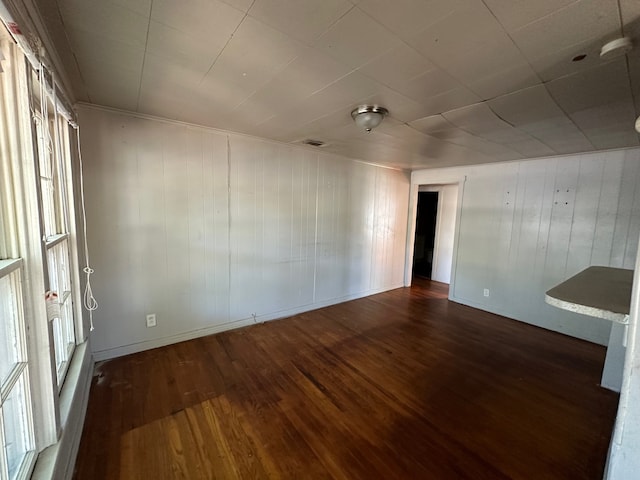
left=468, top=62, right=540, bottom=100
left=137, top=86, right=193, bottom=119
left=140, top=53, right=204, bottom=91
left=503, top=138, right=556, bottom=157
left=531, top=127, right=594, bottom=154
left=482, top=0, right=578, bottom=32
left=67, top=28, right=144, bottom=78
left=434, top=34, right=535, bottom=88
left=443, top=103, right=534, bottom=144
left=509, top=0, right=620, bottom=63
left=59, top=0, right=150, bottom=48
left=199, top=16, right=305, bottom=110
left=620, top=0, right=640, bottom=38
left=356, top=0, right=462, bottom=41
left=487, top=85, right=596, bottom=152
left=151, top=0, right=245, bottom=40
left=277, top=107, right=355, bottom=143
left=629, top=54, right=640, bottom=115
left=59, top=0, right=151, bottom=18
left=312, top=7, right=401, bottom=69
left=81, top=69, right=141, bottom=110
left=526, top=37, right=604, bottom=83
left=31, top=2, right=89, bottom=101
left=258, top=47, right=353, bottom=99
left=358, top=43, right=434, bottom=91
left=392, top=68, right=462, bottom=104
left=248, top=0, right=353, bottom=43
left=409, top=115, right=453, bottom=134
left=38, top=0, right=640, bottom=170
left=488, top=85, right=568, bottom=128
left=418, top=87, right=482, bottom=117
left=545, top=58, right=632, bottom=113
left=222, top=0, right=254, bottom=12
left=358, top=87, right=435, bottom=123
left=407, top=3, right=506, bottom=67
left=428, top=128, right=521, bottom=160
left=375, top=122, right=432, bottom=143
left=146, top=21, right=224, bottom=72
left=567, top=102, right=639, bottom=149
left=258, top=71, right=381, bottom=130
left=231, top=47, right=353, bottom=125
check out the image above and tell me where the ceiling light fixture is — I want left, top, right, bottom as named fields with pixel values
left=635, top=116, right=640, bottom=134
left=351, top=105, right=388, bottom=133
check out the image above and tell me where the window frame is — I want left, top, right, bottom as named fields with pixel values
left=0, top=20, right=88, bottom=477
left=0, top=259, right=37, bottom=480
left=30, top=70, right=80, bottom=391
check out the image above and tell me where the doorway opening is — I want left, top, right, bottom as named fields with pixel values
left=413, top=191, right=438, bottom=279
left=408, top=183, right=459, bottom=286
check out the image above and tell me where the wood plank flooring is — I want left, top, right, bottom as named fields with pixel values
left=73, top=279, right=618, bottom=479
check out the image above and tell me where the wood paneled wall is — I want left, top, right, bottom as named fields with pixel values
left=78, top=106, right=409, bottom=359
left=412, top=148, right=640, bottom=345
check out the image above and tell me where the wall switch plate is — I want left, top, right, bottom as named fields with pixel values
left=483, top=289, right=490, bottom=297
left=146, top=313, right=157, bottom=327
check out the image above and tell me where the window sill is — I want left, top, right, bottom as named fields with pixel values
left=44, top=233, right=68, bottom=249
left=0, top=258, right=23, bottom=277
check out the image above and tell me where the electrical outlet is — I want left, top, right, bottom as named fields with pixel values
left=146, top=313, right=157, bottom=328
left=483, top=289, right=490, bottom=297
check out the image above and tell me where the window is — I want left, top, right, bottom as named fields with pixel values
left=0, top=24, right=85, bottom=479
left=0, top=263, right=36, bottom=479
left=0, top=33, right=37, bottom=480
left=32, top=73, right=77, bottom=387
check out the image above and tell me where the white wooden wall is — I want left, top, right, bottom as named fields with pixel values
left=412, top=148, right=640, bottom=345
left=77, top=106, right=409, bottom=359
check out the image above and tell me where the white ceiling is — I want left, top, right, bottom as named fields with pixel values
left=33, top=0, right=640, bottom=169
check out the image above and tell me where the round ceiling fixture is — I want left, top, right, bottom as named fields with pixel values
left=600, top=37, right=633, bottom=60
left=635, top=115, right=640, bottom=134
left=351, top=105, right=389, bottom=133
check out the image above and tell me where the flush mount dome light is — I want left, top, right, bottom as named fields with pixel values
left=351, top=105, right=388, bottom=132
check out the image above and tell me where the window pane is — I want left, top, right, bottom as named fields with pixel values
left=61, top=298, right=75, bottom=349
left=51, top=316, right=66, bottom=379
left=0, top=272, right=21, bottom=385
left=2, top=372, right=34, bottom=480
left=47, top=240, right=76, bottom=385
left=40, top=178, right=56, bottom=237
left=35, top=116, right=57, bottom=238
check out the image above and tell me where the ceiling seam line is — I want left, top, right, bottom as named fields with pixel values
left=505, top=0, right=582, bottom=34
left=484, top=102, right=560, bottom=155
left=198, top=0, right=257, bottom=85
left=542, top=82, right=596, bottom=151
left=134, top=0, right=154, bottom=111
left=479, top=0, right=543, bottom=87
left=616, top=0, right=625, bottom=37
left=52, top=0, right=91, bottom=104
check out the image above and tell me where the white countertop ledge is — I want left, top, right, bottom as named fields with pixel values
left=545, top=266, right=633, bottom=325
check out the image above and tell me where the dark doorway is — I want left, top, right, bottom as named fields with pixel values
left=413, top=191, right=438, bottom=279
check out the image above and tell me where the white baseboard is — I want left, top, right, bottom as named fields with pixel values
left=93, top=284, right=404, bottom=361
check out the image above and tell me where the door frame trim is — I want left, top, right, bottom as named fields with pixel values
left=404, top=175, right=466, bottom=296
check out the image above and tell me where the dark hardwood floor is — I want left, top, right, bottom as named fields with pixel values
left=73, top=279, right=618, bottom=479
